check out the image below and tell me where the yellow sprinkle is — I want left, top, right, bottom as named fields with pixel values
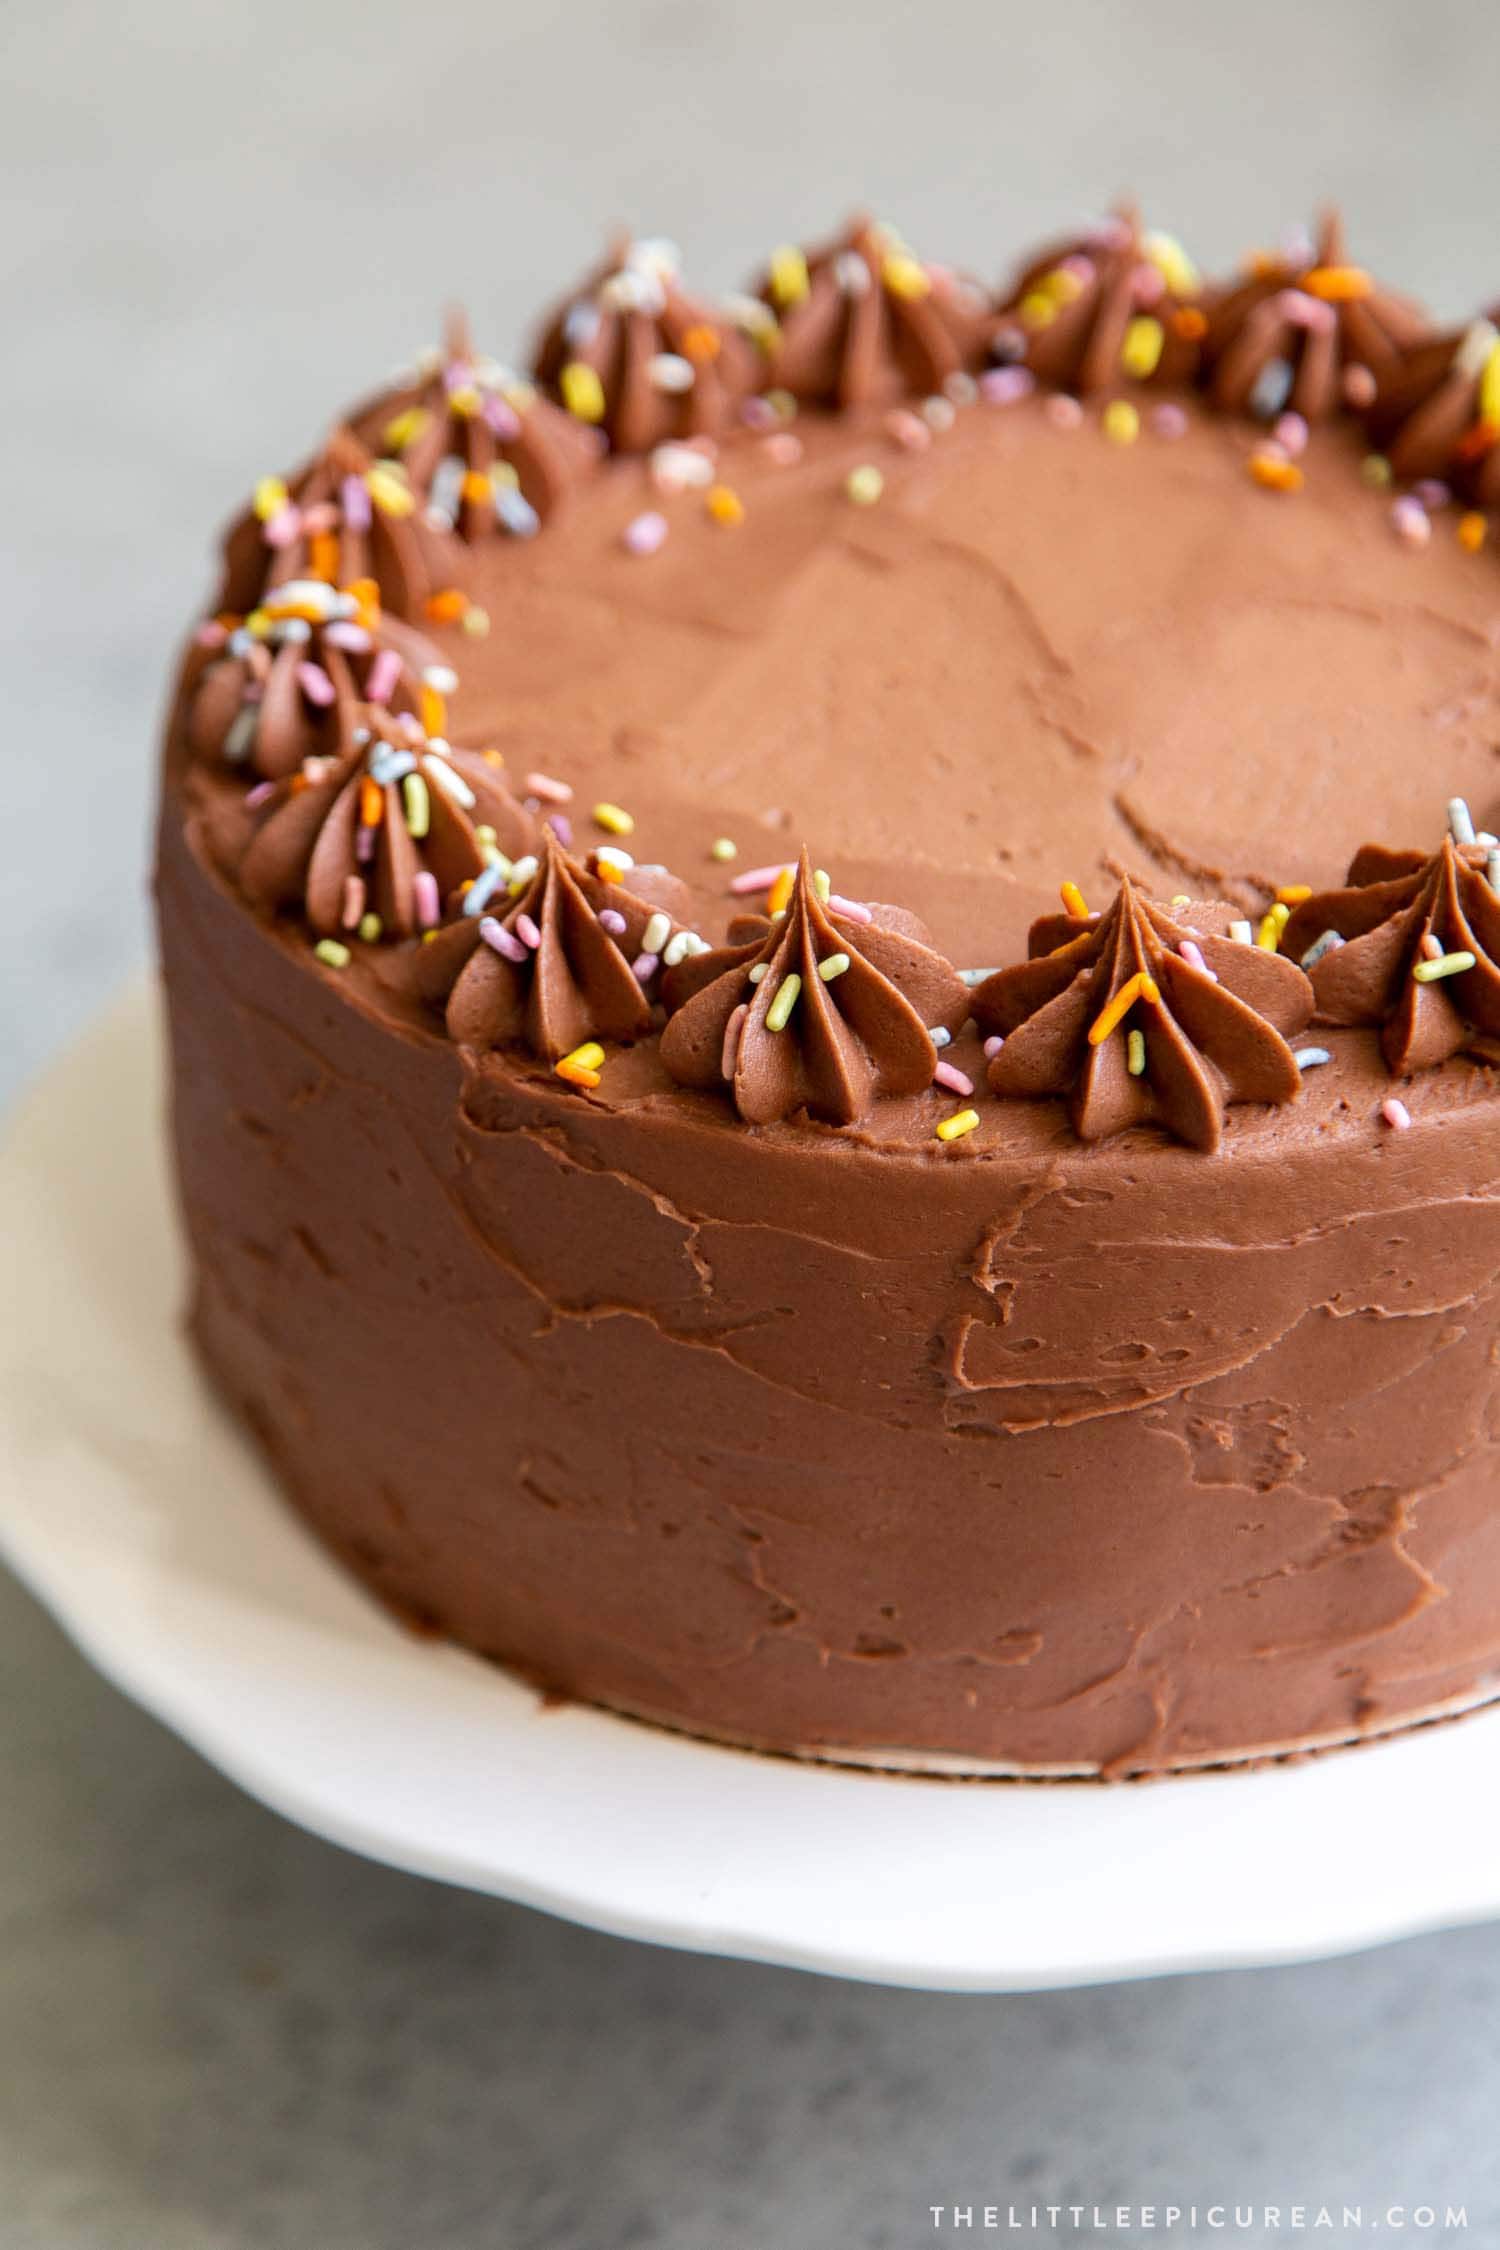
left=403, top=772, right=430, bottom=839
left=1127, top=1028, right=1146, bottom=1077
left=253, top=476, right=289, bottom=521
left=936, top=1107, right=981, bottom=1144
left=560, top=1041, right=605, bottom=1074
left=812, top=867, right=832, bottom=902
left=1120, top=316, right=1165, bottom=380
left=382, top=406, right=431, bottom=451
left=490, top=460, right=519, bottom=492
left=244, top=608, right=271, bottom=640
left=1459, top=510, right=1488, bottom=553
left=765, top=388, right=797, bottom=423
left=366, top=465, right=416, bottom=517
left=710, top=836, right=738, bottom=863
left=1303, top=264, right=1373, bottom=302
left=1143, top=230, right=1200, bottom=299
left=1170, top=893, right=1192, bottom=907
left=1361, top=454, right=1393, bottom=489
left=420, top=686, right=447, bottom=737
left=768, top=244, right=810, bottom=308
left=845, top=465, right=884, bottom=506
left=1275, top=884, right=1312, bottom=906
left=1088, top=970, right=1160, bottom=1047
left=882, top=252, right=930, bottom=302
left=1103, top=401, right=1140, bottom=446
left=1256, top=902, right=1291, bottom=951
left=765, top=971, right=803, bottom=1032
left=1480, top=344, right=1500, bottom=431
left=1060, top=881, right=1089, bottom=918
left=706, top=483, right=745, bottom=526
left=766, top=865, right=796, bottom=915
left=818, top=952, right=851, bottom=982
left=560, top=362, right=606, bottom=423
left=314, top=939, right=350, bottom=969
left=592, top=801, right=635, bottom=837
left=462, top=604, right=491, bottom=638
left=1040, top=266, right=1085, bottom=305
left=357, top=913, right=383, bottom=943
left=1018, top=290, right=1059, bottom=331
left=448, top=384, right=482, bottom=418
left=1250, top=449, right=1303, bottom=494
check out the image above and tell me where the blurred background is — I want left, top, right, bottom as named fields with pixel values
left=4, top=0, right=1500, bottom=2240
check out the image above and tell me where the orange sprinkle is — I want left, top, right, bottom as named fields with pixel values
left=554, top=1058, right=602, bottom=1089
left=680, top=324, right=721, bottom=363
left=1088, top=970, right=1160, bottom=1048
left=461, top=470, right=491, bottom=505
left=346, top=577, right=381, bottom=633
left=1456, top=421, right=1500, bottom=462
left=1249, top=450, right=1304, bottom=494
left=1459, top=511, right=1488, bottom=552
left=424, top=587, right=469, bottom=625
left=595, top=858, right=625, bottom=885
left=1060, top=880, right=1089, bottom=918
left=1303, top=264, right=1373, bottom=302
left=359, top=777, right=384, bottom=829
left=482, top=748, right=505, bottom=767
left=766, top=865, right=796, bottom=915
left=1275, top=883, right=1312, bottom=906
left=1172, top=306, right=1208, bottom=342
left=420, top=685, right=447, bottom=736
left=705, top=483, right=745, bottom=527
left=288, top=773, right=310, bottom=796
left=308, top=530, right=340, bottom=583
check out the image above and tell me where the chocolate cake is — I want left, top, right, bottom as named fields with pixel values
left=156, top=212, right=1500, bottom=1776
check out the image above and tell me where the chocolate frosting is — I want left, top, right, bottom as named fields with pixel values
left=532, top=236, right=761, bottom=454
left=428, top=830, right=678, bottom=1059
left=992, top=206, right=1205, bottom=395
left=1281, top=836, right=1500, bottom=1073
left=217, top=425, right=468, bottom=624
left=354, top=310, right=599, bottom=537
left=236, top=714, right=536, bottom=940
left=659, top=853, right=969, bottom=1125
left=973, top=880, right=1313, bottom=1150
left=756, top=217, right=991, bottom=409
left=1204, top=210, right=1429, bottom=422
left=187, top=609, right=442, bottom=782
left=1365, top=317, right=1500, bottom=502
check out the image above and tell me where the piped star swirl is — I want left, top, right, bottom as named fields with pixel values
left=658, top=852, right=970, bottom=1126
left=217, top=425, right=468, bottom=626
left=1280, top=833, right=1500, bottom=1075
left=1365, top=315, right=1500, bottom=504
left=411, top=829, right=694, bottom=1061
left=970, top=878, right=1314, bottom=1151
left=754, top=217, right=991, bottom=411
left=532, top=235, right=761, bottom=454
left=990, top=205, right=1206, bottom=396
left=233, top=709, right=537, bottom=943
left=352, top=308, right=600, bottom=539
left=1202, top=209, right=1429, bottom=423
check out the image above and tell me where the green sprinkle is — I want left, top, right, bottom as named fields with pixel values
left=765, top=971, right=802, bottom=1031
left=403, top=772, right=431, bottom=839
left=747, top=961, right=769, bottom=984
left=1127, top=1027, right=1146, bottom=1076
left=357, top=912, right=383, bottom=943
left=710, top=836, right=738, bottom=863
left=1361, top=453, right=1393, bottom=489
left=813, top=866, right=831, bottom=902
left=1412, top=949, right=1476, bottom=983
left=315, top=939, right=351, bottom=969
left=845, top=465, right=884, bottom=506
left=476, top=823, right=498, bottom=850
left=818, top=952, right=851, bottom=982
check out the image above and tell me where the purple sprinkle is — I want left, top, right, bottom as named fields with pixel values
left=980, top=366, right=1035, bottom=407
left=479, top=916, right=528, bottom=963
left=413, top=870, right=440, bottom=929
left=365, top=648, right=402, bottom=706
left=622, top=510, right=669, bottom=557
left=598, top=908, right=628, bottom=936
left=340, top=474, right=373, bottom=532
left=933, top=1060, right=973, bottom=1096
left=355, top=825, right=376, bottom=864
left=297, top=660, right=336, bottom=707
left=1391, top=494, right=1431, bottom=548
left=983, top=1034, right=1005, bottom=1059
left=515, top=912, right=542, bottom=950
left=1414, top=477, right=1452, bottom=512
left=632, top=952, right=660, bottom=984
left=1150, top=401, right=1189, bottom=441
left=245, top=780, right=275, bottom=808
left=547, top=811, right=573, bottom=847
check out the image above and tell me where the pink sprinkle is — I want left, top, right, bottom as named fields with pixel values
left=480, top=916, right=527, bottom=964
left=1343, top=362, right=1377, bottom=410
left=762, top=431, right=802, bottom=467
left=1391, top=495, right=1431, bottom=548
left=1131, top=263, right=1166, bottom=308
left=245, top=780, right=275, bottom=808
left=729, top=862, right=792, bottom=895
left=885, top=407, right=933, bottom=448
left=515, top=912, right=541, bottom=950
left=1420, top=932, right=1444, bottom=959
left=341, top=875, right=366, bottom=929
left=1149, top=402, right=1189, bottom=441
left=721, top=1001, right=748, bottom=1081
left=297, top=660, right=336, bottom=707
left=1382, top=1098, right=1412, bottom=1132
left=413, top=870, right=441, bottom=930
left=301, top=502, right=339, bottom=535
left=933, top=1060, right=973, bottom=1096
left=355, top=825, right=376, bottom=864
left=1414, top=478, right=1452, bottom=512
left=1045, top=394, right=1084, bottom=430
left=365, top=648, right=402, bottom=705
left=263, top=505, right=302, bottom=550
left=980, top=367, right=1034, bottom=407
left=547, top=811, right=572, bottom=847
left=340, top=475, right=372, bottom=532
left=983, top=1034, right=1005, bottom=1059
left=827, top=894, right=873, bottom=924
left=740, top=395, right=777, bottom=430
left=632, top=952, right=660, bottom=984
left=195, top=619, right=229, bottom=650
left=1179, top=938, right=1218, bottom=983
left=1060, top=251, right=1098, bottom=281
left=598, top=908, right=627, bottom=936
left=1273, top=411, right=1308, bottom=457
left=324, top=621, right=372, bottom=653
left=622, top=510, right=668, bottom=557
left=1278, top=288, right=1333, bottom=333
left=526, top=770, right=574, bottom=804
left=482, top=395, right=522, bottom=442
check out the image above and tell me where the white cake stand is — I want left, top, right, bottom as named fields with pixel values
left=4, top=981, right=1500, bottom=1993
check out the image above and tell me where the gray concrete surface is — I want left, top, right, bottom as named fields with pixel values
left=4, top=0, right=1500, bottom=2240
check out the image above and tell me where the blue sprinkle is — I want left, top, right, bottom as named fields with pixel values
left=1299, top=928, right=1345, bottom=970
left=463, top=860, right=510, bottom=917
left=1293, top=1046, right=1332, bottom=1069
left=368, top=743, right=418, bottom=787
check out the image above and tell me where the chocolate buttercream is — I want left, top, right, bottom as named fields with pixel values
left=187, top=608, right=443, bottom=781
left=1365, top=317, right=1500, bottom=503
left=756, top=217, right=990, bottom=409
left=992, top=207, right=1205, bottom=396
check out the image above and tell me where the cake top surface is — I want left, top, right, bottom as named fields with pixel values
left=170, top=209, right=1500, bottom=1162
